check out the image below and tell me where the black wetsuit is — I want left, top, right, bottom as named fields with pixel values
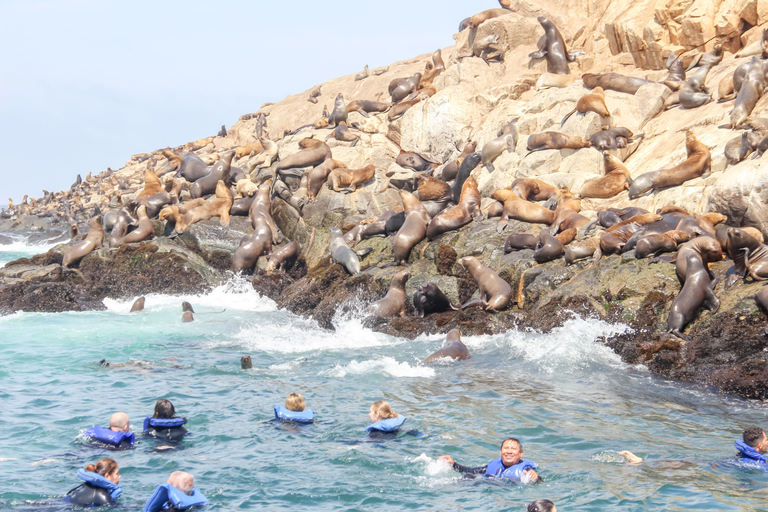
left=146, top=425, right=187, bottom=443
left=65, top=483, right=113, bottom=506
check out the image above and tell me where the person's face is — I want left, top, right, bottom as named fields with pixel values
left=369, top=407, right=381, bottom=424
left=105, top=469, right=121, bottom=485
left=500, top=440, right=522, bottom=466
left=758, top=433, right=768, bottom=454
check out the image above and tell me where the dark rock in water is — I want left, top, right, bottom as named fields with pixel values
left=0, top=234, right=13, bottom=245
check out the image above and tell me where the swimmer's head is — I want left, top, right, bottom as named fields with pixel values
left=84, top=458, right=120, bottom=484
left=109, top=412, right=130, bottom=432
left=167, top=471, right=194, bottom=495
left=153, top=399, right=176, bottom=419
left=743, top=427, right=768, bottom=453
left=285, top=393, right=305, bottom=412
left=369, top=400, right=398, bottom=423
left=528, top=499, right=556, bottom=512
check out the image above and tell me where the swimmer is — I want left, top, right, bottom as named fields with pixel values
left=63, top=458, right=122, bottom=506
left=84, top=412, right=134, bottom=449
left=274, top=392, right=315, bottom=423
left=735, top=426, right=768, bottom=466
left=143, top=471, right=208, bottom=512
left=366, top=400, right=407, bottom=435
left=528, top=499, right=557, bottom=512
left=144, top=398, right=188, bottom=445
left=439, top=437, right=540, bottom=482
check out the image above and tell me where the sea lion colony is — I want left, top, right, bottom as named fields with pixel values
left=7, top=1, right=768, bottom=345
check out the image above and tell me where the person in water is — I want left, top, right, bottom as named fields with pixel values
left=64, top=458, right=122, bottom=506
left=528, top=499, right=556, bottom=512
left=735, top=426, right=768, bottom=466
left=285, top=393, right=305, bottom=412
left=366, top=400, right=407, bottom=434
left=144, top=399, right=187, bottom=443
left=143, top=471, right=208, bottom=512
left=85, top=412, right=134, bottom=449
left=439, top=437, right=540, bottom=482
left=274, top=392, right=314, bottom=423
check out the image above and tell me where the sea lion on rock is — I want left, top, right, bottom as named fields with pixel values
left=526, top=132, right=590, bottom=155
left=667, top=254, right=719, bottom=342
left=308, top=159, right=345, bottom=200
left=415, top=174, right=453, bottom=218
left=561, top=87, right=610, bottom=127
left=490, top=189, right=555, bottom=232
left=582, top=73, right=654, bottom=94
left=468, top=8, right=511, bottom=28
left=177, top=154, right=210, bottom=182
left=346, top=100, right=391, bottom=117
left=109, top=207, right=137, bottom=248
left=580, top=152, right=632, bottom=198
left=504, top=233, right=539, bottom=252
left=534, top=229, right=565, bottom=263
left=327, top=163, right=375, bottom=192
left=724, top=132, right=755, bottom=165
left=62, top=216, right=103, bottom=268
left=396, top=151, right=437, bottom=173
left=366, top=270, right=410, bottom=318
left=439, top=141, right=477, bottom=182
left=413, top=282, right=457, bottom=317
left=424, top=329, right=470, bottom=363
left=392, top=190, right=431, bottom=265
left=589, top=127, right=637, bottom=151
left=122, top=205, right=154, bottom=244
left=275, top=139, right=332, bottom=175
left=472, top=34, right=503, bottom=64
left=330, top=226, right=361, bottom=275
left=130, top=297, right=145, bottom=312
left=427, top=176, right=481, bottom=240
left=674, top=236, right=723, bottom=283
left=328, top=122, right=360, bottom=146
left=529, top=16, right=580, bottom=75
left=635, top=230, right=689, bottom=259
left=678, top=65, right=712, bottom=108
left=686, top=44, right=724, bottom=71
left=176, top=181, right=233, bottom=233
left=190, top=150, right=234, bottom=199
left=137, top=170, right=163, bottom=199
left=727, top=227, right=768, bottom=282
left=481, top=131, right=517, bottom=171
left=459, top=256, right=512, bottom=312
left=730, top=58, right=766, bottom=127
left=564, top=236, right=602, bottom=264
left=266, top=241, right=300, bottom=273
left=235, top=142, right=265, bottom=160
left=510, top=178, right=561, bottom=204
left=451, top=152, right=482, bottom=204
left=328, top=93, right=348, bottom=127
left=391, top=73, right=421, bottom=103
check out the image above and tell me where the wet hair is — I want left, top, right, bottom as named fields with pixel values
left=371, top=400, right=398, bottom=420
left=153, top=399, right=176, bottom=419
left=743, top=427, right=765, bottom=447
left=84, top=458, right=118, bottom=477
left=500, top=437, right=522, bottom=451
left=528, top=499, right=556, bottom=512
left=285, top=393, right=306, bottom=412
left=167, top=471, right=194, bottom=495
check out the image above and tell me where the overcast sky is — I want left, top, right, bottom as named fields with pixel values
left=0, top=0, right=492, bottom=203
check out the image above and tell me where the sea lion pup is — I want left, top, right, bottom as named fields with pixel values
left=190, top=150, right=235, bottom=199
left=561, top=87, right=610, bottom=127
left=526, top=131, right=590, bottom=155
left=424, top=329, right=470, bottom=363
left=628, top=131, right=711, bottom=199
left=176, top=180, right=233, bottom=233
left=275, top=138, right=332, bottom=175
left=271, top=178, right=304, bottom=213
left=307, top=158, right=346, bottom=200
left=580, top=152, right=633, bottom=198
left=459, top=256, right=513, bottom=312
left=308, top=85, right=321, bottom=104
left=234, top=142, right=265, bottom=160
left=328, top=93, right=348, bottom=127
left=534, top=229, right=565, bottom=263
left=490, top=189, right=556, bottom=232
left=439, top=140, right=477, bottom=182
left=529, top=16, right=581, bottom=74
left=427, top=176, right=482, bottom=240
left=413, top=282, right=458, bottom=317
left=582, top=73, right=655, bottom=95
left=121, top=205, right=154, bottom=244
left=635, top=230, right=690, bottom=258
left=415, top=174, right=453, bottom=217
left=365, top=270, right=411, bottom=318
left=667, top=253, right=720, bottom=341
left=504, top=233, right=540, bottom=252
left=327, top=163, right=375, bottom=192
left=346, top=100, right=391, bottom=117
left=329, top=226, right=361, bottom=275
left=136, top=170, right=163, bottom=199
left=266, top=241, right=301, bottom=273
left=62, top=215, right=103, bottom=268
left=727, top=227, right=768, bottom=282
left=564, top=236, right=602, bottom=264
left=392, top=190, right=431, bottom=265
left=130, top=297, right=145, bottom=313
left=472, top=33, right=503, bottom=64
left=109, top=207, right=137, bottom=248
left=686, top=43, right=724, bottom=71
left=451, top=152, right=482, bottom=203
left=481, top=131, right=517, bottom=171
left=390, top=72, right=421, bottom=103
left=327, top=122, right=360, bottom=146
left=678, top=65, right=712, bottom=108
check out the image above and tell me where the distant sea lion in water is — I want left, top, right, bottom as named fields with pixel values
left=130, top=297, right=145, bottom=312
left=529, top=16, right=581, bottom=75
left=182, top=312, right=194, bottom=323
left=459, top=256, right=512, bottom=312
left=424, top=329, right=470, bottom=363
left=667, top=253, right=719, bottom=342
left=241, top=355, right=253, bottom=369
left=413, top=282, right=457, bottom=317
left=526, top=131, right=590, bottom=155
left=561, top=87, right=610, bottom=127
left=365, top=270, right=410, bottom=318
left=62, top=216, right=103, bottom=269
left=182, top=301, right=194, bottom=313
left=582, top=73, right=654, bottom=94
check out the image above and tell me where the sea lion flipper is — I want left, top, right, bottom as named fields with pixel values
left=358, top=110, right=370, bottom=118
left=567, top=51, right=585, bottom=61
left=529, top=50, right=546, bottom=59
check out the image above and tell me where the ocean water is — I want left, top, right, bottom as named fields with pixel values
left=2, top=239, right=768, bottom=512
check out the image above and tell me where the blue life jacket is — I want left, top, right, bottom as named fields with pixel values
left=484, top=457, right=538, bottom=482
left=85, top=426, right=135, bottom=447
left=735, top=440, right=768, bottom=467
left=76, top=469, right=122, bottom=500
left=144, top=417, right=187, bottom=432
left=274, top=405, right=314, bottom=423
left=365, top=416, right=407, bottom=433
left=143, top=483, right=208, bottom=512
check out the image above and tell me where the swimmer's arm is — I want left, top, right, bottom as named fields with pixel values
left=438, top=455, right=487, bottom=474
left=619, top=450, right=643, bottom=464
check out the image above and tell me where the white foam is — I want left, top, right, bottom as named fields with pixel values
left=409, top=453, right=455, bottom=476
left=324, top=357, right=435, bottom=378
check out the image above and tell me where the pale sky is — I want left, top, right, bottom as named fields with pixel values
left=0, top=0, right=491, bottom=203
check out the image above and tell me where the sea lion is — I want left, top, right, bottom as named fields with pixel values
left=667, top=253, right=720, bottom=341
left=190, top=150, right=235, bottom=199
left=481, top=132, right=517, bottom=171
left=275, top=139, right=331, bottom=175
left=686, top=44, right=724, bottom=71
left=308, top=85, right=321, bottom=104
left=582, top=73, right=654, bottom=94
left=327, top=122, right=360, bottom=146
left=176, top=180, right=233, bottom=233
left=472, top=33, right=503, bottom=64
left=415, top=174, right=453, bottom=218
left=526, top=132, right=590, bottom=155
left=266, top=241, right=300, bottom=273
left=536, top=72, right=577, bottom=88
left=365, top=270, right=410, bottom=318
left=718, top=72, right=736, bottom=102
left=424, top=329, right=470, bottom=363
left=184, top=136, right=214, bottom=152
left=62, top=215, right=103, bottom=268
left=391, top=73, right=421, bottom=103
left=413, top=282, right=457, bottom=317
left=245, top=138, right=279, bottom=171
left=241, top=355, right=253, bottom=369
left=137, top=170, right=163, bottom=199
left=160, top=198, right=206, bottom=224
left=396, top=151, right=437, bottom=172
left=109, top=207, right=137, bottom=248
left=451, top=152, right=482, bottom=203
left=590, top=127, right=636, bottom=151
left=628, top=131, right=711, bottom=199
left=678, top=65, right=712, bottom=109
left=328, top=93, right=348, bottom=127
left=427, top=176, right=482, bottom=240
left=561, top=87, right=610, bottom=127
left=564, top=236, right=602, bottom=264
left=439, top=140, right=477, bottom=182
left=182, top=301, right=194, bottom=313
left=122, top=205, right=154, bottom=244
left=330, top=226, right=361, bottom=275
left=346, top=100, right=391, bottom=117
left=248, top=179, right=280, bottom=244
left=177, top=154, right=210, bottom=182
left=663, top=54, right=686, bottom=87
left=534, top=229, right=565, bottom=263
left=232, top=184, right=276, bottom=274
left=327, top=163, right=375, bottom=192
left=730, top=59, right=765, bottom=127
left=580, top=152, right=632, bottom=198
left=102, top=210, right=119, bottom=232
left=727, top=227, right=768, bottom=281
left=459, top=256, right=512, bottom=312
left=468, top=8, right=511, bottom=28
left=504, top=233, right=540, bottom=252
left=490, top=189, right=555, bottom=232
left=549, top=193, right=590, bottom=234
left=354, top=65, right=369, bottom=81
left=130, top=297, right=145, bottom=313
left=182, top=312, right=194, bottom=323
left=235, top=142, right=265, bottom=160
left=272, top=179, right=304, bottom=213
left=387, top=98, right=423, bottom=121
left=529, top=16, right=580, bottom=75
left=674, top=236, right=723, bottom=283
left=392, top=190, right=431, bottom=265
left=308, top=159, right=346, bottom=200
left=510, top=178, right=561, bottom=204
left=635, top=230, right=689, bottom=259
left=724, top=132, right=755, bottom=165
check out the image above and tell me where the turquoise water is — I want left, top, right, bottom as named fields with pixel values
left=2, top=240, right=768, bottom=511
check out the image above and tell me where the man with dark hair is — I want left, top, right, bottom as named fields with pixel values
left=439, top=437, right=539, bottom=482
left=735, top=426, right=768, bottom=466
